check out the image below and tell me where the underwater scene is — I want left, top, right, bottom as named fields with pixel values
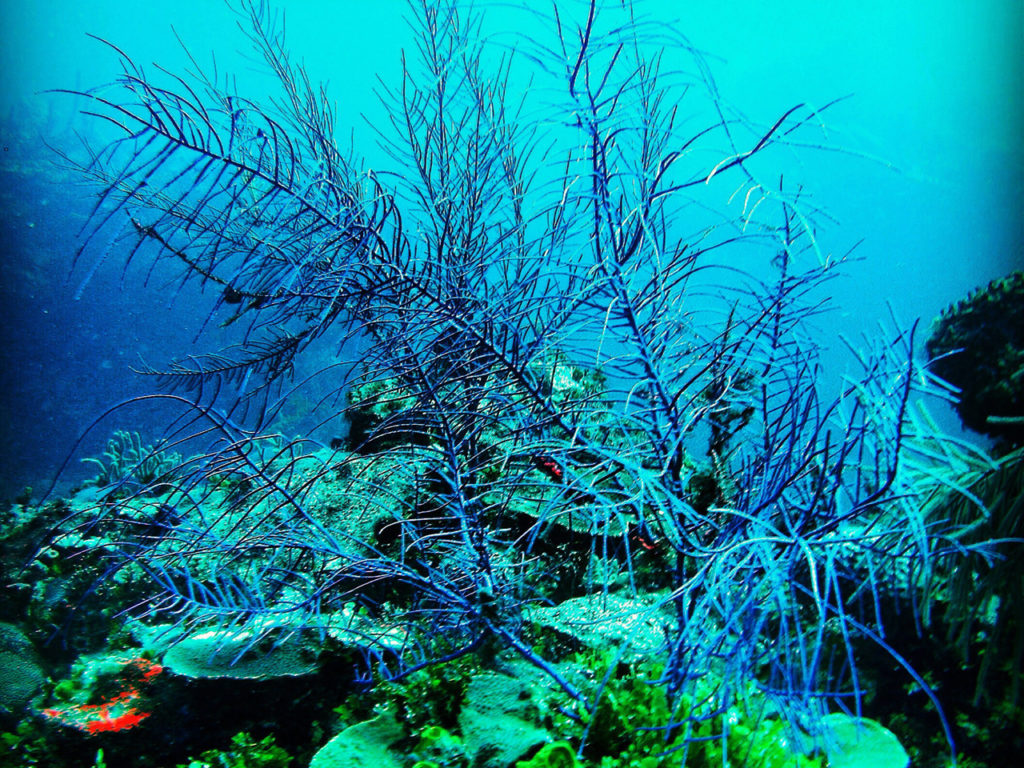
left=0, top=1, right=1021, bottom=766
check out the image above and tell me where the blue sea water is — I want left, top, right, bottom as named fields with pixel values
left=0, top=0, right=1021, bottom=499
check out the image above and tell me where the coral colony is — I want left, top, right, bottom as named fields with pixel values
left=15, top=0, right=1018, bottom=765
left=42, top=658, right=163, bottom=734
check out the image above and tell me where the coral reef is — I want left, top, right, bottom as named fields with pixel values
left=926, top=270, right=1024, bottom=446
left=923, top=272, right=1024, bottom=712
left=10, top=0, right=1015, bottom=766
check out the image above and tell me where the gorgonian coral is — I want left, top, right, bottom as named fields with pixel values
left=49, top=0, right=1003, bottom=762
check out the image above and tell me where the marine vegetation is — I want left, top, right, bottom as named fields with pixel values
left=176, top=731, right=293, bottom=768
left=38, top=0, right=1014, bottom=764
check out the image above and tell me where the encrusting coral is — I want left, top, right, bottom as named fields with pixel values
left=42, top=656, right=163, bottom=735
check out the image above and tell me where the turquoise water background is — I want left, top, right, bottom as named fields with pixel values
left=0, top=0, right=1020, bottom=495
